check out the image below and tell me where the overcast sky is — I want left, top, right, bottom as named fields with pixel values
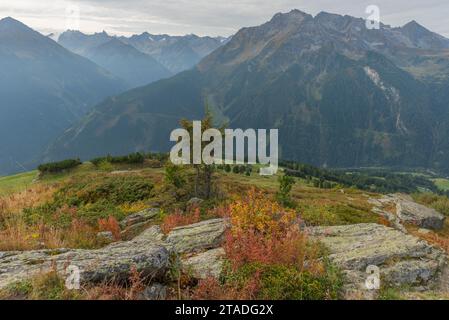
left=1, top=0, right=449, bottom=37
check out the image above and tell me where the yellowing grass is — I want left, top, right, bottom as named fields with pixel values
left=0, top=171, right=38, bottom=196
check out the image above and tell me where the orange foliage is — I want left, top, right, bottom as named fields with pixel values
left=223, top=228, right=312, bottom=269
left=161, top=207, right=201, bottom=234
left=219, top=188, right=311, bottom=269
left=0, top=184, right=57, bottom=219
left=192, top=189, right=324, bottom=299
left=412, top=230, right=449, bottom=254
left=224, top=188, right=299, bottom=237
left=98, top=216, right=121, bottom=240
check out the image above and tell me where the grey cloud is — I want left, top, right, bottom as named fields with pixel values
left=2, top=0, right=449, bottom=37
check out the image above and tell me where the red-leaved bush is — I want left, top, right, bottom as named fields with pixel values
left=161, top=207, right=201, bottom=234
left=192, top=189, right=326, bottom=299
left=98, top=216, right=121, bottom=240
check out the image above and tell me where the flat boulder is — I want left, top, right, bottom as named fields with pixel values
left=182, top=248, right=226, bottom=279
left=396, top=197, right=445, bottom=230
left=166, top=219, right=228, bottom=254
left=120, top=208, right=160, bottom=228
left=369, top=194, right=445, bottom=231
left=309, top=223, right=447, bottom=298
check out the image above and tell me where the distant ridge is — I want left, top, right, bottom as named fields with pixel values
left=0, top=17, right=125, bottom=175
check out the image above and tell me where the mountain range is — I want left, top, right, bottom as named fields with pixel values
left=58, top=30, right=227, bottom=75
left=0, top=18, right=227, bottom=175
left=43, top=10, right=449, bottom=173
left=0, top=17, right=125, bottom=175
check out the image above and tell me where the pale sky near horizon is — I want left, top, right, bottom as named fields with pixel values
left=1, top=0, right=448, bottom=37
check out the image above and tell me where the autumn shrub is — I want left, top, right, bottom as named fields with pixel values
left=1, top=173, right=157, bottom=251
left=221, top=189, right=311, bottom=269
left=0, top=185, right=57, bottom=222
left=224, top=188, right=299, bottom=237
left=161, top=207, right=201, bottom=234
left=192, top=189, right=343, bottom=300
left=119, top=201, right=149, bottom=214
left=98, top=216, right=121, bottom=240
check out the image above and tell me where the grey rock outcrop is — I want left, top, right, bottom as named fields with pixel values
left=396, top=198, right=445, bottom=230
left=369, top=194, right=445, bottom=231
left=187, top=197, right=204, bottom=207
left=166, top=219, right=227, bottom=253
left=96, top=231, right=114, bottom=242
left=120, top=208, right=160, bottom=228
left=309, top=223, right=448, bottom=299
left=182, top=248, right=226, bottom=279
left=0, top=227, right=170, bottom=290
left=0, top=219, right=229, bottom=290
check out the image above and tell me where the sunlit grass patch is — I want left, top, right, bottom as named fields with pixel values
left=0, top=171, right=38, bottom=195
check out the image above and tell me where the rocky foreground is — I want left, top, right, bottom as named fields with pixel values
left=0, top=194, right=448, bottom=299
left=0, top=219, right=227, bottom=291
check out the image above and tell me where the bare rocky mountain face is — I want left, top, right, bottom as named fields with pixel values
left=45, top=10, right=449, bottom=174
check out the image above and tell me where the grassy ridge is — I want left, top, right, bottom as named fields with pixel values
left=0, top=171, right=38, bottom=195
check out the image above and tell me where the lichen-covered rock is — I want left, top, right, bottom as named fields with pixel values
left=0, top=227, right=170, bottom=290
left=120, top=208, right=160, bottom=228
left=166, top=219, right=227, bottom=253
left=369, top=194, right=445, bottom=231
left=182, top=248, right=225, bottom=279
left=187, top=197, right=204, bottom=207
left=97, top=231, right=114, bottom=242
left=309, top=223, right=447, bottom=299
left=396, top=198, right=445, bottom=230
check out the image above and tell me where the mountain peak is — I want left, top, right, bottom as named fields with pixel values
left=0, top=16, right=30, bottom=31
left=271, top=9, right=311, bottom=20
left=401, top=19, right=449, bottom=49
left=266, top=9, right=313, bottom=31
left=403, top=20, right=427, bottom=31
left=0, top=16, right=20, bottom=24
left=315, top=11, right=340, bottom=18
left=95, top=30, right=109, bottom=36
